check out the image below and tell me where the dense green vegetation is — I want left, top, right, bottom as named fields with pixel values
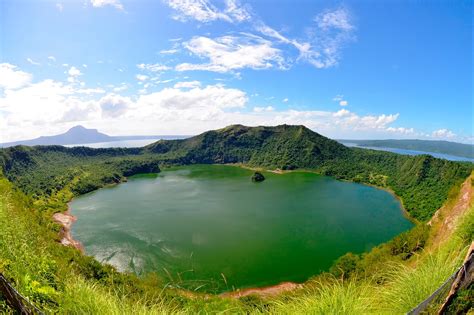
left=342, top=139, right=474, bottom=159
left=0, top=168, right=472, bottom=313
left=0, top=124, right=472, bottom=313
left=1, top=125, right=471, bottom=221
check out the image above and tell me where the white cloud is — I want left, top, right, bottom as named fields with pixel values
left=160, top=49, right=179, bottom=54
left=27, top=58, right=41, bottom=66
left=56, top=2, right=63, bottom=11
left=0, top=63, right=32, bottom=90
left=176, top=35, right=285, bottom=73
left=113, top=84, right=128, bottom=92
left=224, top=0, right=251, bottom=22
left=90, top=0, right=124, bottom=10
left=386, top=127, right=415, bottom=135
left=334, top=109, right=350, bottom=117
left=173, top=81, right=201, bottom=89
left=165, top=0, right=250, bottom=23
left=333, top=95, right=343, bottom=101
left=0, top=79, right=76, bottom=129
left=257, top=8, right=355, bottom=69
left=137, top=84, right=247, bottom=112
left=282, top=98, right=288, bottom=103
left=76, top=88, right=106, bottom=95
left=2, top=65, right=462, bottom=143
left=48, top=56, right=56, bottom=62
left=66, top=66, right=83, bottom=83
left=136, top=74, right=149, bottom=81
left=165, top=1, right=354, bottom=71
left=316, top=7, right=353, bottom=31
left=99, top=93, right=132, bottom=118
left=253, top=106, right=274, bottom=112
left=137, top=63, right=171, bottom=72
left=307, top=8, right=355, bottom=68
left=432, top=128, right=456, bottom=139
left=68, top=66, right=82, bottom=77
left=339, top=100, right=348, bottom=106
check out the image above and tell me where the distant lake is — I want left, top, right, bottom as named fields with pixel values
left=70, top=165, right=412, bottom=292
left=342, top=143, right=474, bottom=162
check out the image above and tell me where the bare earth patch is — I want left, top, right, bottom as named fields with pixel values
left=428, top=174, right=473, bottom=248
left=52, top=210, right=84, bottom=252
left=220, top=281, right=303, bottom=298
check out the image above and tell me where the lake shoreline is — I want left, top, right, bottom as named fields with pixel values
left=52, top=206, right=84, bottom=252
left=54, top=163, right=417, bottom=298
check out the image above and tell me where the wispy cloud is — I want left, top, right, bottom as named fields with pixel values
left=137, top=63, right=171, bottom=72
left=253, top=106, right=274, bottom=112
left=176, top=35, right=286, bottom=73
left=160, top=49, right=179, bottom=55
left=165, top=0, right=250, bottom=23
left=90, top=0, right=124, bottom=11
left=316, top=7, right=354, bottom=31
left=165, top=1, right=355, bottom=70
left=136, top=74, right=149, bottom=81
left=26, top=58, right=41, bottom=66
left=174, top=81, right=201, bottom=89
left=333, top=94, right=348, bottom=106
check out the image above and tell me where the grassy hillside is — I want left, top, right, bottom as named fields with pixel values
left=0, top=168, right=472, bottom=313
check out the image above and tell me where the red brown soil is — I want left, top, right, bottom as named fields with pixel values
left=220, top=281, right=303, bottom=298
left=52, top=208, right=84, bottom=252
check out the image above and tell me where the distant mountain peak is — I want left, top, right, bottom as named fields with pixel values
left=65, top=125, right=102, bottom=135
left=1, top=125, right=112, bottom=147
left=68, top=125, right=90, bottom=131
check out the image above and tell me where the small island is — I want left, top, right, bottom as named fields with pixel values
left=251, top=171, right=265, bottom=182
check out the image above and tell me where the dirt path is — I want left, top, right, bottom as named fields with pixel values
left=220, top=281, right=303, bottom=298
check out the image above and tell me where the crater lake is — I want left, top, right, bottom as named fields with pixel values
left=70, top=165, right=413, bottom=292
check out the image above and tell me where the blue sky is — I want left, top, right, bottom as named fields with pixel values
left=0, top=0, right=472, bottom=143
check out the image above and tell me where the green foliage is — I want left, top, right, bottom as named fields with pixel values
left=0, top=124, right=472, bottom=313
left=446, top=284, right=473, bottom=314
left=329, top=253, right=361, bottom=280
left=1, top=125, right=471, bottom=221
left=389, top=224, right=429, bottom=260
left=328, top=224, right=430, bottom=282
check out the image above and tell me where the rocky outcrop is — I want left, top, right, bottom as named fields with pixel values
left=251, top=172, right=265, bottom=182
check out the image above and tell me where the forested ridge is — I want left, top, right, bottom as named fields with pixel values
left=0, top=124, right=472, bottom=221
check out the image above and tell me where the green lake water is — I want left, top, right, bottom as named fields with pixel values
left=70, top=165, right=413, bottom=292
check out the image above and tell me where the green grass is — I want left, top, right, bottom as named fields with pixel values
left=0, top=168, right=472, bottom=313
